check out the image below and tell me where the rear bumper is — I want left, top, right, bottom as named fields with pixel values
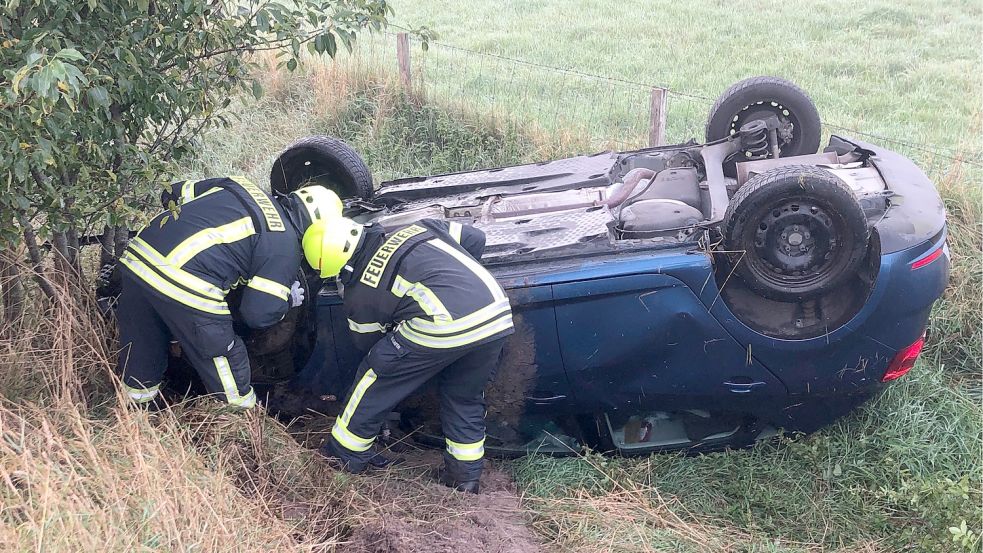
left=703, top=227, right=949, bottom=399
left=832, top=136, right=947, bottom=254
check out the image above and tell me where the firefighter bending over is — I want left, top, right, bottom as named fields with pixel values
left=306, top=216, right=513, bottom=493
left=117, top=177, right=342, bottom=409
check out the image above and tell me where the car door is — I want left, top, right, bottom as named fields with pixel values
left=553, top=273, right=786, bottom=414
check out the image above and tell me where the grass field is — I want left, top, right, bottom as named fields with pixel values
left=1, top=1, right=980, bottom=551
left=387, top=0, right=982, bottom=162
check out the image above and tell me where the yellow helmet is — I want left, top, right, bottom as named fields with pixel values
left=291, top=185, right=343, bottom=225
left=302, top=216, right=364, bottom=278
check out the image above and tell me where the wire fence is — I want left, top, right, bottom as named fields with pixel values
left=341, top=31, right=982, bottom=175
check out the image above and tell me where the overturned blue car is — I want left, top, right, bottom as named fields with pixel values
left=164, top=77, right=951, bottom=456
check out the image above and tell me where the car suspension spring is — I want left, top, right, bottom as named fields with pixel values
left=742, top=124, right=771, bottom=159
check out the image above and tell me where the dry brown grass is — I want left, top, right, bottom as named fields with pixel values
left=0, top=267, right=548, bottom=552
left=0, top=266, right=363, bottom=551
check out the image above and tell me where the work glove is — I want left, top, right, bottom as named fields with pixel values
left=289, top=280, right=305, bottom=307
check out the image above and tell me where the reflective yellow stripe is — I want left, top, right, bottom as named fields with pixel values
left=425, top=239, right=505, bottom=301
left=404, top=299, right=511, bottom=335
left=331, top=421, right=375, bottom=452
left=181, top=180, right=196, bottom=200
left=181, top=180, right=195, bottom=203
left=180, top=183, right=221, bottom=205
left=213, top=356, right=255, bottom=408
left=120, top=254, right=231, bottom=315
left=331, top=368, right=378, bottom=452
left=213, top=356, right=239, bottom=400
left=448, top=222, right=463, bottom=244
left=128, top=237, right=227, bottom=300
left=246, top=276, right=290, bottom=300
left=168, top=217, right=255, bottom=267
left=124, top=383, right=160, bottom=403
left=348, top=319, right=387, bottom=334
left=445, top=438, right=485, bottom=461
left=339, top=369, right=377, bottom=427
left=235, top=388, right=257, bottom=409
left=398, top=313, right=514, bottom=349
left=391, top=275, right=451, bottom=324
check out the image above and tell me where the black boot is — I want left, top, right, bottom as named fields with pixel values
left=438, top=467, right=480, bottom=493
left=317, top=439, right=368, bottom=474
left=440, top=453, right=483, bottom=494
left=367, top=451, right=404, bottom=469
left=453, top=479, right=480, bottom=494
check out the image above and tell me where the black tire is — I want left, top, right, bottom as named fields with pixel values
left=722, top=165, right=869, bottom=302
left=706, top=76, right=821, bottom=158
left=270, top=135, right=373, bottom=199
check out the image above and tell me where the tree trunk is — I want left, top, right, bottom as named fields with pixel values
left=17, top=213, right=56, bottom=298
left=113, top=224, right=130, bottom=259
left=67, top=227, right=82, bottom=277
left=98, top=225, right=116, bottom=268
left=0, top=247, right=25, bottom=323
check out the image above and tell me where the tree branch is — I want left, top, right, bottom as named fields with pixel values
left=16, top=212, right=55, bottom=298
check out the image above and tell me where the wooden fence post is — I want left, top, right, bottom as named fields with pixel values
left=648, top=87, right=668, bottom=147
left=396, top=32, right=411, bottom=88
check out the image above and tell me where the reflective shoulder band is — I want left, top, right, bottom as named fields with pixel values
left=167, top=217, right=255, bottom=267
left=247, top=276, right=290, bottom=300
left=348, top=319, right=387, bottom=334
left=425, top=239, right=505, bottom=301
left=448, top=221, right=463, bottom=244
left=391, top=275, right=451, bottom=323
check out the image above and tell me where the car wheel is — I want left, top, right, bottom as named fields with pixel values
left=270, top=135, right=373, bottom=199
left=706, top=76, right=821, bottom=159
left=722, top=165, right=869, bottom=302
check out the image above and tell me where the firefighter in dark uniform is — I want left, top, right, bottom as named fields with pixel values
left=116, top=177, right=342, bottom=408
left=303, top=215, right=513, bottom=493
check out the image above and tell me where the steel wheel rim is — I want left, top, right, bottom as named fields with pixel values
left=740, top=196, right=851, bottom=292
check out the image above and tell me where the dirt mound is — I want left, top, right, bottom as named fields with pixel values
left=346, top=450, right=545, bottom=553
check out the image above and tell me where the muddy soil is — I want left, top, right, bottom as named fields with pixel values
left=344, top=449, right=546, bottom=553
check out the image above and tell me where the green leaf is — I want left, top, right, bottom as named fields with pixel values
left=55, top=48, right=86, bottom=62
left=286, top=58, right=297, bottom=71
left=251, top=80, right=263, bottom=100
left=11, top=65, right=31, bottom=96
left=88, top=86, right=110, bottom=106
left=322, top=32, right=337, bottom=57
left=256, top=10, right=270, bottom=32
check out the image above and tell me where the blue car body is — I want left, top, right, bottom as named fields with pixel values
left=279, top=137, right=949, bottom=455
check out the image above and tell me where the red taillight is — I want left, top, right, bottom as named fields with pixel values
left=911, top=246, right=944, bottom=270
left=881, top=336, right=925, bottom=382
